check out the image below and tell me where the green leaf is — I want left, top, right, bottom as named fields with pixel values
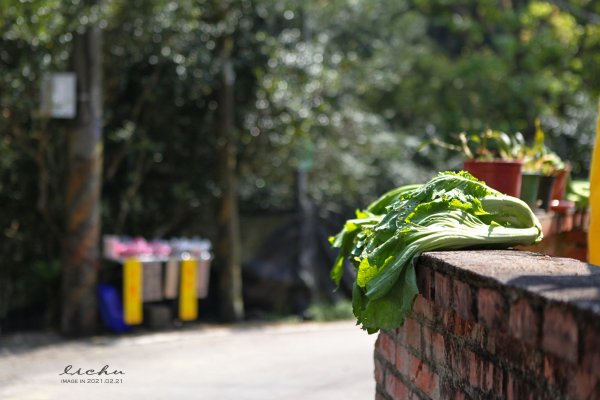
left=354, top=262, right=418, bottom=334
left=329, top=170, right=542, bottom=333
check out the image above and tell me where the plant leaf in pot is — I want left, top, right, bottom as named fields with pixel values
left=522, top=119, right=566, bottom=211
left=420, top=129, right=523, bottom=197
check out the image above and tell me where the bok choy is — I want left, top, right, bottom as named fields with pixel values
left=330, top=171, right=542, bottom=333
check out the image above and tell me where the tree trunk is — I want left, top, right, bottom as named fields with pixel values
left=294, top=9, right=327, bottom=312
left=215, top=37, right=244, bottom=322
left=61, top=1, right=103, bottom=336
left=295, top=169, right=318, bottom=311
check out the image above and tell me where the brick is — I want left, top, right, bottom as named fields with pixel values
left=383, top=328, right=397, bottom=341
left=542, top=305, right=578, bottom=363
left=408, top=353, right=421, bottom=380
left=375, top=357, right=386, bottom=386
left=378, top=252, right=600, bottom=400
left=506, top=372, right=527, bottom=400
left=385, top=373, right=408, bottom=400
left=441, top=309, right=485, bottom=351
left=411, top=359, right=440, bottom=399
left=448, top=343, right=471, bottom=380
left=569, top=368, right=599, bottom=400
left=468, top=359, right=496, bottom=393
left=477, top=288, right=507, bottom=331
left=431, top=330, right=445, bottom=365
left=508, top=298, right=539, bottom=346
left=452, top=315, right=468, bottom=336
left=506, top=372, right=547, bottom=400
left=467, top=322, right=486, bottom=349
left=412, top=295, right=434, bottom=321
left=543, top=355, right=555, bottom=386
left=487, top=331, right=542, bottom=375
left=468, top=350, right=480, bottom=388
left=440, top=382, right=470, bottom=400
left=452, top=389, right=471, bottom=400
left=434, top=272, right=453, bottom=307
left=377, top=332, right=396, bottom=366
left=445, top=338, right=460, bottom=377
left=395, top=344, right=410, bottom=376
left=441, top=308, right=457, bottom=331
left=506, top=372, right=516, bottom=400
left=543, top=354, right=574, bottom=390
left=582, top=326, right=600, bottom=376
left=456, top=345, right=470, bottom=380
left=396, top=325, right=406, bottom=346
left=454, top=318, right=486, bottom=349
left=492, top=365, right=505, bottom=397
left=405, top=317, right=422, bottom=353
left=453, top=279, right=475, bottom=321
left=451, top=389, right=469, bottom=400
left=422, top=325, right=433, bottom=361
left=416, top=264, right=433, bottom=300
left=483, top=361, right=494, bottom=392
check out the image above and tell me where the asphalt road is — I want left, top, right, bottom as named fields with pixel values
left=0, top=320, right=377, bottom=400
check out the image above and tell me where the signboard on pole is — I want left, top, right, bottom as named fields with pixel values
left=41, top=73, right=76, bottom=119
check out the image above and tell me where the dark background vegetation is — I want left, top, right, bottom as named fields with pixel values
left=1, top=0, right=599, bottom=332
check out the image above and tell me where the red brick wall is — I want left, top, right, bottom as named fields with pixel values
left=374, top=250, right=600, bottom=400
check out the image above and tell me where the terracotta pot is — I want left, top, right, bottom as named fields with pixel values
left=463, top=160, right=522, bottom=197
left=551, top=166, right=571, bottom=201
left=520, top=172, right=541, bottom=208
left=537, top=175, right=556, bottom=212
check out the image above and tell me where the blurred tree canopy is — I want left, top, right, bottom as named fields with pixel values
left=1, top=0, right=599, bottom=329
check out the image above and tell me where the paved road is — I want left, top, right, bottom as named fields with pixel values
left=0, top=321, right=377, bottom=400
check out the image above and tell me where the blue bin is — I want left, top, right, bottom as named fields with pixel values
left=97, top=283, right=131, bottom=333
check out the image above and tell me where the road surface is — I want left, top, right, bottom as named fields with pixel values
left=0, top=320, right=377, bottom=400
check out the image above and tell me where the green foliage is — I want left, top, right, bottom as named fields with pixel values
left=330, top=172, right=542, bottom=333
left=420, top=129, right=527, bottom=161
left=1, top=0, right=600, bottom=328
left=306, top=300, right=354, bottom=321
left=353, top=0, right=599, bottom=175
left=521, top=119, right=566, bottom=174
left=567, top=179, right=590, bottom=209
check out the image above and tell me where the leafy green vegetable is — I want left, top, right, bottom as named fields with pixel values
left=330, top=171, right=543, bottom=334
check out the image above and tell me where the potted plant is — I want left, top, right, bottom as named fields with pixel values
left=521, top=119, right=567, bottom=211
left=551, top=162, right=571, bottom=201
left=420, top=129, right=524, bottom=197
left=519, top=168, right=542, bottom=208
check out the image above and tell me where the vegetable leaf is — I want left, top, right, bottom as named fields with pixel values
left=331, top=171, right=542, bottom=333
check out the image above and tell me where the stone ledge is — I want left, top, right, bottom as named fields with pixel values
left=420, top=250, right=600, bottom=317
